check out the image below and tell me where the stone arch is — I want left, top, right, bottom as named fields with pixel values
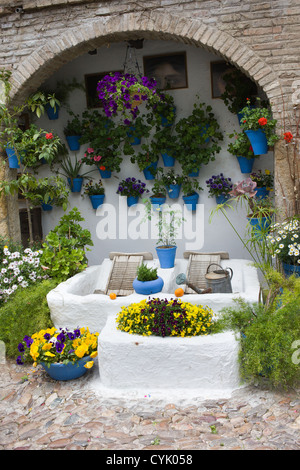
left=10, top=11, right=280, bottom=114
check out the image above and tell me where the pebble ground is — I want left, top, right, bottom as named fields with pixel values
left=0, top=359, right=299, bottom=451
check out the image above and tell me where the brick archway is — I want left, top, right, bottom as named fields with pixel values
left=11, top=11, right=280, bottom=114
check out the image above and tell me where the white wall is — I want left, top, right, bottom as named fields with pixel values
left=35, top=40, right=274, bottom=266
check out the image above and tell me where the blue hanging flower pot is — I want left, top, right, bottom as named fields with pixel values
left=46, top=104, right=59, bottom=120
left=67, top=177, right=83, bottom=193
left=166, top=184, right=181, bottom=199
left=244, top=129, right=268, bottom=155
left=41, top=202, right=53, bottom=211
left=143, top=161, right=158, bottom=180
left=216, top=194, right=230, bottom=205
left=161, top=152, right=175, bottom=167
left=237, top=156, right=255, bottom=174
left=255, top=187, right=269, bottom=200
left=6, top=147, right=23, bottom=168
left=127, top=126, right=141, bottom=145
left=182, top=192, right=199, bottom=211
left=150, top=195, right=166, bottom=208
left=127, top=195, right=139, bottom=207
left=89, top=194, right=105, bottom=209
left=66, top=135, right=81, bottom=151
left=98, top=167, right=112, bottom=179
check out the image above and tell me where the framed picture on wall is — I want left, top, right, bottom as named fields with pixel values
left=84, top=71, right=122, bottom=108
left=143, top=52, right=188, bottom=90
left=210, top=61, right=234, bottom=99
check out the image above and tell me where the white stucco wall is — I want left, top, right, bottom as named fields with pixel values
left=35, top=40, right=273, bottom=266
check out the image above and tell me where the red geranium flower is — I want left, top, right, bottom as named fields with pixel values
left=258, top=117, right=268, bottom=126
left=283, top=131, right=293, bottom=143
left=45, top=133, right=53, bottom=139
left=99, top=166, right=106, bottom=171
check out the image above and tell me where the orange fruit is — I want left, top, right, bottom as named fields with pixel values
left=109, top=292, right=117, bottom=300
left=174, top=287, right=184, bottom=297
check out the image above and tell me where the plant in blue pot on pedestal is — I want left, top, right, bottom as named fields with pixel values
left=206, top=173, right=233, bottom=205
left=16, top=326, right=99, bottom=381
left=83, top=179, right=105, bottom=210
left=239, top=98, right=279, bottom=155
left=175, top=99, right=223, bottom=177
left=181, top=175, right=203, bottom=211
left=267, top=217, right=300, bottom=278
left=249, top=169, right=273, bottom=200
left=227, top=131, right=258, bottom=174
left=117, top=177, right=149, bottom=207
left=133, top=263, right=164, bottom=295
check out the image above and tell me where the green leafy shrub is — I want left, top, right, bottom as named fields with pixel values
left=0, top=279, right=57, bottom=358
left=41, top=208, right=93, bottom=282
left=136, top=263, right=158, bottom=282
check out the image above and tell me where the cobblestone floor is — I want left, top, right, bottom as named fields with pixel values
left=0, top=359, right=299, bottom=451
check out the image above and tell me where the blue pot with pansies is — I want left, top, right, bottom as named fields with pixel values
left=206, top=174, right=233, bottom=202
left=89, top=194, right=105, bottom=209
left=41, top=356, right=91, bottom=381
left=127, top=195, right=139, bottom=207
left=117, top=177, right=149, bottom=205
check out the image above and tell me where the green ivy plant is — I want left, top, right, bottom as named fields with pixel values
left=40, top=208, right=93, bottom=282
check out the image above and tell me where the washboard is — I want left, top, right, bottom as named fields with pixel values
left=105, top=252, right=153, bottom=296
left=183, top=251, right=229, bottom=294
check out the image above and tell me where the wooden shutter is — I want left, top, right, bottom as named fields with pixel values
left=105, top=255, right=144, bottom=296
left=184, top=253, right=221, bottom=293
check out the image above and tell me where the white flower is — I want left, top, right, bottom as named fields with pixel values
left=279, top=244, right=284, bottom=249
left=20, top=281, right=28, bottom=288
left=1, top=268, right=7, bottom=274
left=17, top=276, right=24, bottom=282
left=3, top=278, right=9, bottom=283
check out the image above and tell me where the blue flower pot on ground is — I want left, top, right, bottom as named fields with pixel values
left=156, top=245, right=177, bottom=269
left=98, top=168, right=112, bottom=179
left=67, top=177, right=83, bottom=193
left=161, top=152, right=175, bottom=167
left=237, top=156, right=255, bottom=174
left=244, top=129, right=268, bottom=155
left=255, top=187, right=269, bottom=200
left=41, top=356, right=91, bottom=381
left=282, top=263, right=300, bottom=278
left=182, top=192, right=199, bottom=211
left=216, top=194, right=230, bottom=205
left=6, top=147, right=22, bottom=168
left=133, top=276, right=164, bottom=295
left=143, top=161, right=158, bottom=180
left=127, top=195, right=139, bottom=207
left=46, top=104, right=59, bottom=120
left=66, top=135, right=81, bottom=151
left=166, top=184, right=181, bottom=199
left=89, top=194, right=105, bottom=209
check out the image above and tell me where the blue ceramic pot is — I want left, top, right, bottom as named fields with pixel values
left=89, top=194, right=105, bottom=209
left=133, top=276, right=164, bottom=295
left=188, top=168, right=200, bottom=177
left=127, top=195, right=139, bottom=207
left=150, top=195, right=166, bottom=208
left=244, top=129, right=268, bottom=155
left=282, top=263, right=300, bottom=278
left=6, top=147, right=23, bottom=168
left=161, top=152, right=175, bottom=167
left=237, top=156, right=255, bottom=174
left=216, top=194, right=230, bottom=205
left=46, top=104, right=59, bottom=120
left=166, top=184, right=181, bottom=199
left=127, top=127, right=141, bottom=145
left=156, top=245, right=177, bottom=269
left=255, top=187, right=269, bottom=200
left=143, top=161, right=158, bottom=180
left=66, top=135, right=81, bottom=151
left=41, top=356, right=91, bottom=381
left=160, top=107, right=176, bottom=127
left=41, top=202, right=53, bottom=211
left=67, top=177, right=83, bottom=193
left=98, top=168, right=112, bottom=179
left=182, top=192, right=199, bottom=211
left=248, top=217, right=271, bottom=239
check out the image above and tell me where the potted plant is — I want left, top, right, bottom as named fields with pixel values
left=227, top=131, right=257, bottom=173
left=175, top=99, right=223, bottom=176
left=249, top=169, right=274, bottom=199
left=59, top=154, right=94, bottom=192
left=154, top=126, right=178, bottom=167
left=220, top=67, right=258, bottom=119
left=152, top=91, right=176, bottom=128
left=149, top=178, right=167, bottom=208
left=20, top=125, right=67, bottom=168
left=80, top=110, right=125, bottom=177
left=206, top=173, right=233, bottom=204
left=129, top=139, right=160, bottom=180
left=16, top=326, right=99, bottom=380
left=83, top=179, right=105, bottom=209
left=239, top=98, right=279, bottom=155
left=266, top=217, right=300, bottom=277
left=117, top=177, right=149, bottom=207
left=181, top=175, right=203, bottom=210
left=24, top=175, right=70, bottom=211
left=64, top=112, right=83, bottom=151
left=132, top=263, right=164, bottom=295
left=159, top=169, right=183, bottom=199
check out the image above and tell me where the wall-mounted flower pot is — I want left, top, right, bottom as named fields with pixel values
left=127, top=195, right=139, bottom=207
left=188, top=168, right=200, bottom=177
left=46, top=104, right=59, bottom=120
left=236, top=156, right=255, bottom=174
left=6, top=147, right=23, bottom=168
left=182, top=192, right=199, bottom=211
left=127, top=127, right=141, bottom=145
left=161, top=152, right=175, bottom=167
left=237, top=106, right=256, bottom=125
left=133, top=276, right=164, bottom=295
left=282, top=262, right=300, bottom=278
left=143, top=161, right=158, bottom=180
left=89, top=194, right=105, bottom=209
left=166, top=184, right=181, bottom=199
left=255, top=187, right=269, bottom=200
left=150, top=195, right=166, bottom=208
left=244, top=129, right=268, bottom=155
left=98, top=167, right=111, bottom=179
left=247, top=216, right=271, bottom=238
left=156, top=245, right=177, bottom=269
left=41, top=202, right=53, bottom=211
left=216, top=194, right=230, bottom=205
left=66, top=135, right=82, bottom=151
left=160, top=107, right=176, bottom=127
left=67, top=177, right=83, bottom=193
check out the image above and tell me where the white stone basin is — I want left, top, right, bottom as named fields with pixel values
left=47, top=258, right=260, bottom=333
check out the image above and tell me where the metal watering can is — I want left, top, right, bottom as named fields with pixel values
left=176, top=273, right=212, bottom=294
left=205, top=263, right=233, bottom=293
